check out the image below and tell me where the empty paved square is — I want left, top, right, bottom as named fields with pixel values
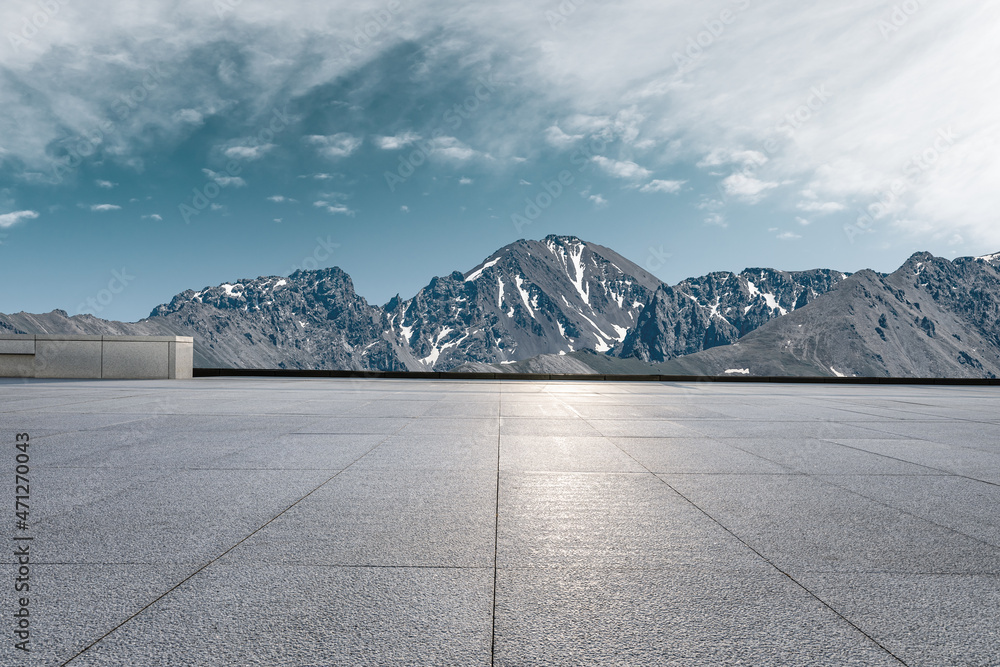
left=1, top=378, right=999, bottom=665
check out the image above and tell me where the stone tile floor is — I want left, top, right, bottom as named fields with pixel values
left=1, top=377, right=998, bottom=665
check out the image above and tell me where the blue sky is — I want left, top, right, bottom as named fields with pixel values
left=2, top=0, right=998, bottom=322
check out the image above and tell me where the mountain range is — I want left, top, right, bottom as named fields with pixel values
left=4, top=235, right=1000, bottom=378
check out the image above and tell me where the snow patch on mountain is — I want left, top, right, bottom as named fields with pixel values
left=466, top=258, right=500, bottom=282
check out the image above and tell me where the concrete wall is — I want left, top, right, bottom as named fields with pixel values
left=0, top=335, right=194, bottom=379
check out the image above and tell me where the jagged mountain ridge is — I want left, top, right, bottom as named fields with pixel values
left=618, top=267, right=849, bottom=362
left=130, top=234, right=841, bottom=370
left=478, top=250, right=1000, bottom=378
left=381, top=236, right=663, bottom=369
left=5, top=237, right=994, bottom=376
left=147, top=267, right=401, bottom=370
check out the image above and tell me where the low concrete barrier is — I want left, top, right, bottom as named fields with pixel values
left=0, top=335, right=194, bottom=379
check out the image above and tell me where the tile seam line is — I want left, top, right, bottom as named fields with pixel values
left=721, top=440, right=1000, bottom=554
left=813, top=438, right=1000, bottom=489
left=549, top=389, right=910, bottom=667
left=655, top=480, right=912, bottom=666
left=805, top=475, right=1000, bottom=554
left=828, top=419, right=1000, bottom=457
left=58, top=417, right=415, bottom=666
left=490, top=380, right=501, bottom=667
left=10, top=562, right=998, bottom=576
left=9, top=562, right=497, bottom=569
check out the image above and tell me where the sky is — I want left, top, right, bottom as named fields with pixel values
left=1, top=0, right=998, bottom=322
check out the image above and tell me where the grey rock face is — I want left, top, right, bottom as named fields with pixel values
left=382, top=235, right=662, bottom=370
left=638, top=251, right=1000, bottom=378
left=146, top=267, right=404, bottom=370
left=0, top=236, right=662, bottom=370
left=0, top=269, right=405, bottom=370
left=618, top=268, right=848, bottom=362
left=5, top=240, right=1000, bottom=378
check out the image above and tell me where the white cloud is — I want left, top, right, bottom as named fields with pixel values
left=797, top=200, right=845, bottom=214
left=544, top=125, right=583, bottom=148
left=638, top=179, right=685, bottom=194
left=588, top=193, right=608, bottom=207
left=202, top=169, right=246, bottom=188
left=698, top=149, right=768, bottom=169
left=796, top=217, right=811, bottom=226
left=373, top=132, right=420, bottom=150
left=0, top=0, right=996, bottom=246
left=429, top=136, right=482, bottom=161
left=400, top=205, right=409, bottom=213
left=591, top=156, right=651, bottom=180
left=0, top=210, right=39, bottom=228
left=90, top=204, right=121, bottom=212
left=704, top=213, right=727, bottom=228
left=95, top=180, right=116, bottom=189
left=306, top=133, right=362, bottom=159
left=174, top=109, right=204, bottom=124
left=224, top=144, right=275, bottom=161
left=721, top=173, right=780, bottom=203
left=459, top=177, right=473, bottom=185
left=777, top=231, right=802, bottom=240
left=518, top=179, right=531, bottom=185
left=142, top=213, right=163, bottom=221
left=314, top=200, right=354, bottom=216
left=313, top=192, right=354, bottom=216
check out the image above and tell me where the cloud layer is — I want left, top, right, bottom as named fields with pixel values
left=1, top=0, right=998, bottom=245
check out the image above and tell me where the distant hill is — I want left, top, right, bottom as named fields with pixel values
left=5, top=237, right=998, bottom=377
left=467, top=251, right=1000, bottom=378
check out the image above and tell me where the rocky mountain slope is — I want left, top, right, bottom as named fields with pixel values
left=2, top=235, right=670, bottom=370
left=617, top=268, right=848, bottom=362
left=0, top=269, right=394, bottom=370
left=146, top=267, right=401, bottom=370
left=5, top=237, right=998, bottom=377
left=473, top=251, right=1000, bottom=378
left=651, top=251, right=1000, bottom=378
left=381, top=236, right=662, bottom=370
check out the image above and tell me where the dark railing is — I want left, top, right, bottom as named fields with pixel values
left=192, top=368, right=1000, bottom=385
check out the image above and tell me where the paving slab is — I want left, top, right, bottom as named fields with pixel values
left=70, top=564, right=494, bottom=667
left=0, top=377, right=998, bottom=665
left=231, top=468, right=497, bottom=567
left=659, top=473, right=1000, bottom=576
left=494, top=567, right=901, bottom=666
left=795, top=573, right=1000, bottom=667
